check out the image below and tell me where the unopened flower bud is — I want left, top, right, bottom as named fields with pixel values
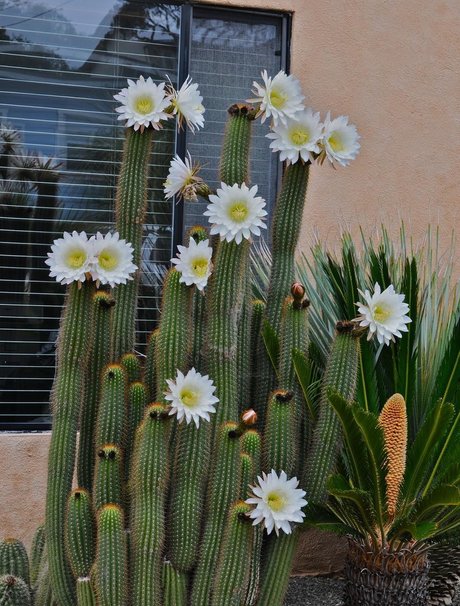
left=241, top=409, right=258, bottom=426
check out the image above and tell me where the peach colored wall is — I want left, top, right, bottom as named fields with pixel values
left=1, top=0, right=458, bottom=570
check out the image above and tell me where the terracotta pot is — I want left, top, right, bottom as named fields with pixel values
left=343, top=538, right=430, bottom=606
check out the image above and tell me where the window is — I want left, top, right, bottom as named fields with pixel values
left=0, top=1, right=289, bottom=429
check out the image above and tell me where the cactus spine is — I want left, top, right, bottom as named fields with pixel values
left=163, top=562, right=187, bottom=606
left=45, top=281, right=95, bottom=606
left=30, top=526, right=45, bottom=590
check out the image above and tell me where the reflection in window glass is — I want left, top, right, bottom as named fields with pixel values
left=0, top=1, right=180, bottom=426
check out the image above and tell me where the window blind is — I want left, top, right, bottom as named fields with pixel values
left=0, top=2, right=288, bottom=429
left=0, top=0, right=180, bottom=428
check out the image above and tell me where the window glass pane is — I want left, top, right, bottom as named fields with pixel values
left=0, top=0, right=180, bottom=427
left=184, top=8, right=284, bottom=234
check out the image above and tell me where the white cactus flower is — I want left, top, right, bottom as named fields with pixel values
left=321, top=112, right=360, bottom=166
left=171, top=238, right=213, bottom=291
left=45, top=231, right=92, bottom=285
left=114, top=75, right=171, bottom=131
left=266, top=109, right=323, bottom=164
left=164, top=368, right=219, bottom=428
left=246, top=470, right=308, bottom=536
left=89, top=232, right=137, bottom=288
left=163, top=154, right=203, bottom=201
left=250, top=70, right=305, bottom=126
left=355, top=282, right=412, bottom=346
left=204, top=182, right=267, bottom=245
left=169, top=76, right=205, bottom=133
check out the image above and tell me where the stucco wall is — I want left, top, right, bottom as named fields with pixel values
left=1, top=0, right=459, bottom=574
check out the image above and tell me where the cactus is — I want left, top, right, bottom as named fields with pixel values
left=77, top=290, right=114, bottom=491
left=45, top=281, right=95, bottom=606
left=303, top=321, right=361, bottom=504
left=0, top=539, right=29, bottom=587
left=211, top=501, right=254, bottom=606
left=93, top=504, right=127, bottom=606
left=111, top=129, right=153, bottom=360
left=34, top=73, right=365, bottom=606
left=130, top=404, right=170, bottom=606
left=0, top=575, right=31, bottom=605
left=65, top=489, right=95, bottom=578
left=30, top=526, right=46, bottom=589
left=76, top=577, right=96, bottom=606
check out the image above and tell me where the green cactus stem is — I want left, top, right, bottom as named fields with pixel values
left=94, top=504, right=127, bottom=606
left=111, top=128, right=154, bottom=360
left=279, top=289, right=310, bottom=407
left=240, top=430, right=263, bottom=606
left=250, top=299, right=265, bottom=415
left=191, top=422, right=241, bottom=605
left=253, top=162, right=310, bottom=413
left=77, top=290, right=114, bottom=491
left=256, top=533, right=299, bottom=606
left=0, top=575, right=31, bottom=605
left=95, top=364, right=127, bottom=450
left=120, top=353, right=141, bottom=383
left=304, top=321, right=360, bottom=503
left=65, top=489, right=95, bottom=579
left=206, top=239, right=250, bottom=427
left=168, top=422, right=211, bottom=572
left=76, top=577, right=96, bottom=606
left=163, top=561, right=187, bottom=606
left=0, top=539, right=29, bottom=586
left=125, top=381, right=148, bottom=480
left=265, top=163, right=310, bottom=331
left=46, top=281, right=95, bottom=606
left=237, top=257, right=253, bottom=412
left=144, top=328, right=158, bottom=400
left=211, top=501, right=254, bottom=606
left=93, top=445, right=123, bottom=512
left=30, top=526, right=46, bottom=589
left=34, top=544, right=53, bottom=606
left=131, top=404, right=170, bottom=606
left=219, top=103, right=256, bottom=185
left=263, top=390, right=297, bottom=477
left=240, top=453, right=254, bottom=500
left=155, top=269, right=192, bottom=402
left=186, top=225, right=209, bottom=369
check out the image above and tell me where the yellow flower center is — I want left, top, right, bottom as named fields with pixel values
left=98, top=250, right=118, bottom=270
left=191, top=257, right=209, bottom=278
left=229, top=201, right=248, bottom=223
left=328, top=131, right=345, bottom=152
left=267, top=491, right=287, bottom=512
left=135, top=95, right=154, bottom=115
left=269, top=88, right=288, bottom=109
left=66, top=249, right=86, bottom=269
left=180, top=388, right=199, bottom=408
left=373, top=304, right=391, bottom=323
left=290, top=127, right=310, bottom=146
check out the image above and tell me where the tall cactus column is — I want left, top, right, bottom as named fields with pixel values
left=253, top=162, right=310, bottom=414
left=45, top=282, right=95, bottom=606
left=111, top=128, right=153, bottom=360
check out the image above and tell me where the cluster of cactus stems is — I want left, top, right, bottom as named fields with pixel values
left=1, top=102, right=361, bottom=606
